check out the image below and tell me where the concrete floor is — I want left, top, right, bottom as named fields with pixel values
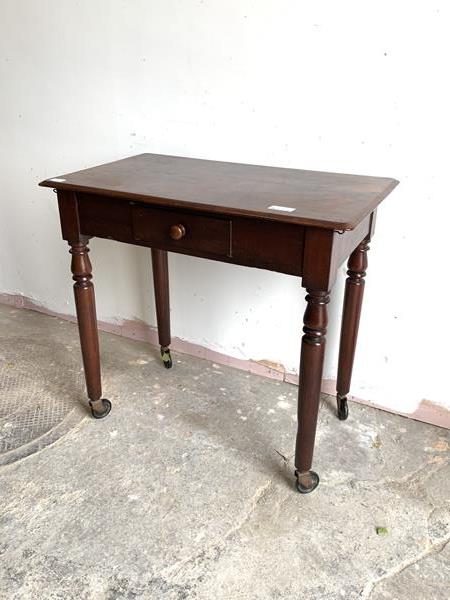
left=0, top=304, right=449, bottom=600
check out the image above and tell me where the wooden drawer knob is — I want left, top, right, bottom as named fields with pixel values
left=169, top=224, right=186, bottom=240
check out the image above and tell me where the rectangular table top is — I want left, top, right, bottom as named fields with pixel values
left=40, top=153, right=398, bottom=230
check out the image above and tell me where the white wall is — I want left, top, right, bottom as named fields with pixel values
left=1, top=1, right=449, bottom=414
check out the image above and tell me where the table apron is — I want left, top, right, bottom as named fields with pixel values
left=58, top=191, right=372, bottom=282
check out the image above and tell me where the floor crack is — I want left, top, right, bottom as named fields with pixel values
left=274, top=449, right=289, bottom=463
left=326, top=459, right=449, bottom=493
left=381, top=459, right=449, bottom=488
left=157, top=479, right=274, bottom=583
left=360, top=536, right=450, bottom=599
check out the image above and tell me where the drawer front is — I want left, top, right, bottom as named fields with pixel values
left=132, top=204, right=231, bottom=258
left=73, top=193, right=302, bottom=275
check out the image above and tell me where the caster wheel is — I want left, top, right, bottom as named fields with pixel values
left=295, top=470, right=320, bottom=494
left=337, top=396, right=349, bottom=421
left=89, top=398, right=112, bottom=419
left=161, top=347, right=172, bottom=369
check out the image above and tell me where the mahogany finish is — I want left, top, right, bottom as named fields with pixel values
left=336, top=240, right=370, bottom=419
left=40, top=153, right=398, bottom=494
left=232, top=218, right=304, bottom=275
left=295, top=290, right=329, bottom=492
left=69, top=238, right=103, bottom=414
left=132, top=204, right=231, bottom=258
left=41, top=153, right=398, bottom=230
left=151, top=248, right=171, bottom=349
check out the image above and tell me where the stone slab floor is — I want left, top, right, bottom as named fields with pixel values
left=0, top=304, right=449, bottom=600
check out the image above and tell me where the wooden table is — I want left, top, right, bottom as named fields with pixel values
left=40, top=154, right=398, bottom=494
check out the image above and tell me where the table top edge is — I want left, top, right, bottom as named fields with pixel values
left=39, top=177, right=398, bottom=231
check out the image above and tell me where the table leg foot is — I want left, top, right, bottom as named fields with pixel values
left=337, top=394, right=349, bottom=420
left=89, top=398, right=112, bottom=419
left=161, top=346, right=172, bottom=369
left=295, top=470, right=320, bottom=494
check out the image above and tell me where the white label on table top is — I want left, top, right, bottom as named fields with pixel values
left=49, top=177, right=66, bottom=182
left=268, top=205, right=296, bottom=212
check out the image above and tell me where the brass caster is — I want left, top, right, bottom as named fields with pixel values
left=161, top=347, right=172, bottom=369
left=337, top=396, right=349, bottom=420
left=89, top=399, right=112, bottom=419
left=295, top=470, right=320, bottom=494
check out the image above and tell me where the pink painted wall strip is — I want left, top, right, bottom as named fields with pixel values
left=1, top=292, right=449, bottom=430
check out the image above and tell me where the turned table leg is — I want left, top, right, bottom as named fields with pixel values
left=70, top=238, right=111, bottom=418
left=336, top=240, right=369, bottom=420
left=151, top=248, right=172, bottom=369
left=295, top=289, right=329, bottom=493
